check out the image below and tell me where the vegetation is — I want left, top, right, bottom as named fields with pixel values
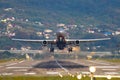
left=0, top=59, right=10, bottom=63
left=0, top=0, right=120, bottom=51
left=104, top=59, right=120, bottom=63
left=1, top=0, right=119, bottom=25
left=0, top=51, right=24, bottom=59
left=0, top=76, right=119, bottom=80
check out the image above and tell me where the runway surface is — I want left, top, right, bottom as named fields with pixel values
left=0, top=58, right=120, bottom=76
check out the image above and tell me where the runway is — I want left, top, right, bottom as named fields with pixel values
left=0, top=58, right=120, bottom=76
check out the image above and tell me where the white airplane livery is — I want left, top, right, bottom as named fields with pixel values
left=12, top=28, right=110, bottom=52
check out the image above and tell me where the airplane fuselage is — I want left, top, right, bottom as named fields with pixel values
left=56, top=28, right=66, bottom=50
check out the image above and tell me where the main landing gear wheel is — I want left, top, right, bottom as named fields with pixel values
left=68, top=47, right=73, bottom=52
left=50, top=47, right=54, bottom=52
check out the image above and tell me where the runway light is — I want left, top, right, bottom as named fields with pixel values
left=89, top=66, right=96, bottom=73
left=68, top=73, right=72, bottom=76
left=83, top=74, right=86, bottom=77
left=72, top=75, right=75, bottom=77
left=89, top=66, right=96, bottom=80
left=107, top=75, right=112, bottom=80
left=58, top=73, right=63, bottom=78
left=77, top=74, right=82, bottom=80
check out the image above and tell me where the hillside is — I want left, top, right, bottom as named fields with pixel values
left=0, top=0, right=120, bottom=51
left=0, top=0, right=120, bottom=25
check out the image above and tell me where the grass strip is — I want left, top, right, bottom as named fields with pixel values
left=0, top=76, right=120, bottom=80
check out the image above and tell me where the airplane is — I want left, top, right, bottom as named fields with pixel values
left=12, top=28, right=110, bottom=52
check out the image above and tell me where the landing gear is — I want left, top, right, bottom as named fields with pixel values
left=50, top=44, right=54, bottom=52
left=68, top=47, right=73, bottom=52
left=50, top=47, right=54, bottom=52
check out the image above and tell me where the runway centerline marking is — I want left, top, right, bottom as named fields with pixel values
left=55, top=60, right=68, bottom=73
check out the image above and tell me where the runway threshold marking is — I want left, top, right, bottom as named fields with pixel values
left=87, top=60, right=110, bottom=65
left=94, top=75, right=120, bottom=78
left=0, top=66, right=3, bottom=68
left=13, top=69, right=28, bottom=72
left=102, top=69, right=116, bottom=71
left=6, top=63, right=17, bottom=66
left=95, top=66, right=120, bottom=68
left=46, top=72, right=59, bottom=75
left=24, top=72, right=36, bottom=75
left=1, top=73, right=13, bottom=75
left=6, top=66, right=32, bottom=69
left=19, top=60, right=25, bottom=63
left=104, top=72, right=119, bottom=75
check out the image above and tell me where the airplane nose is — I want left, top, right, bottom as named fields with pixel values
left=56, top=29, right=66, bottom=36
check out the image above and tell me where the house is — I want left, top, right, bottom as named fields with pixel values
left=87, top=29, right=95, bottom=33
left=57, top=23, right=65, bottom=27
left=115, top=30, right=120, bottom=35
left=104, top=32, right=112, bottom=36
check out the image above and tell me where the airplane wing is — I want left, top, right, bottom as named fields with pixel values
left=66, top=38, right=110, bottom=44
left=12, top=38, right=56, bottom=44
left=12, top=38, right=110, bottom=45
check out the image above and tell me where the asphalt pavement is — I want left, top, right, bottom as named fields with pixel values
left=0, top=57, right=120, bottom=76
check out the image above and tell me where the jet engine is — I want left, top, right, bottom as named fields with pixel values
left=75, top=40, right=79, bottom=45
left=42, top=41, right=47, bottom=46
